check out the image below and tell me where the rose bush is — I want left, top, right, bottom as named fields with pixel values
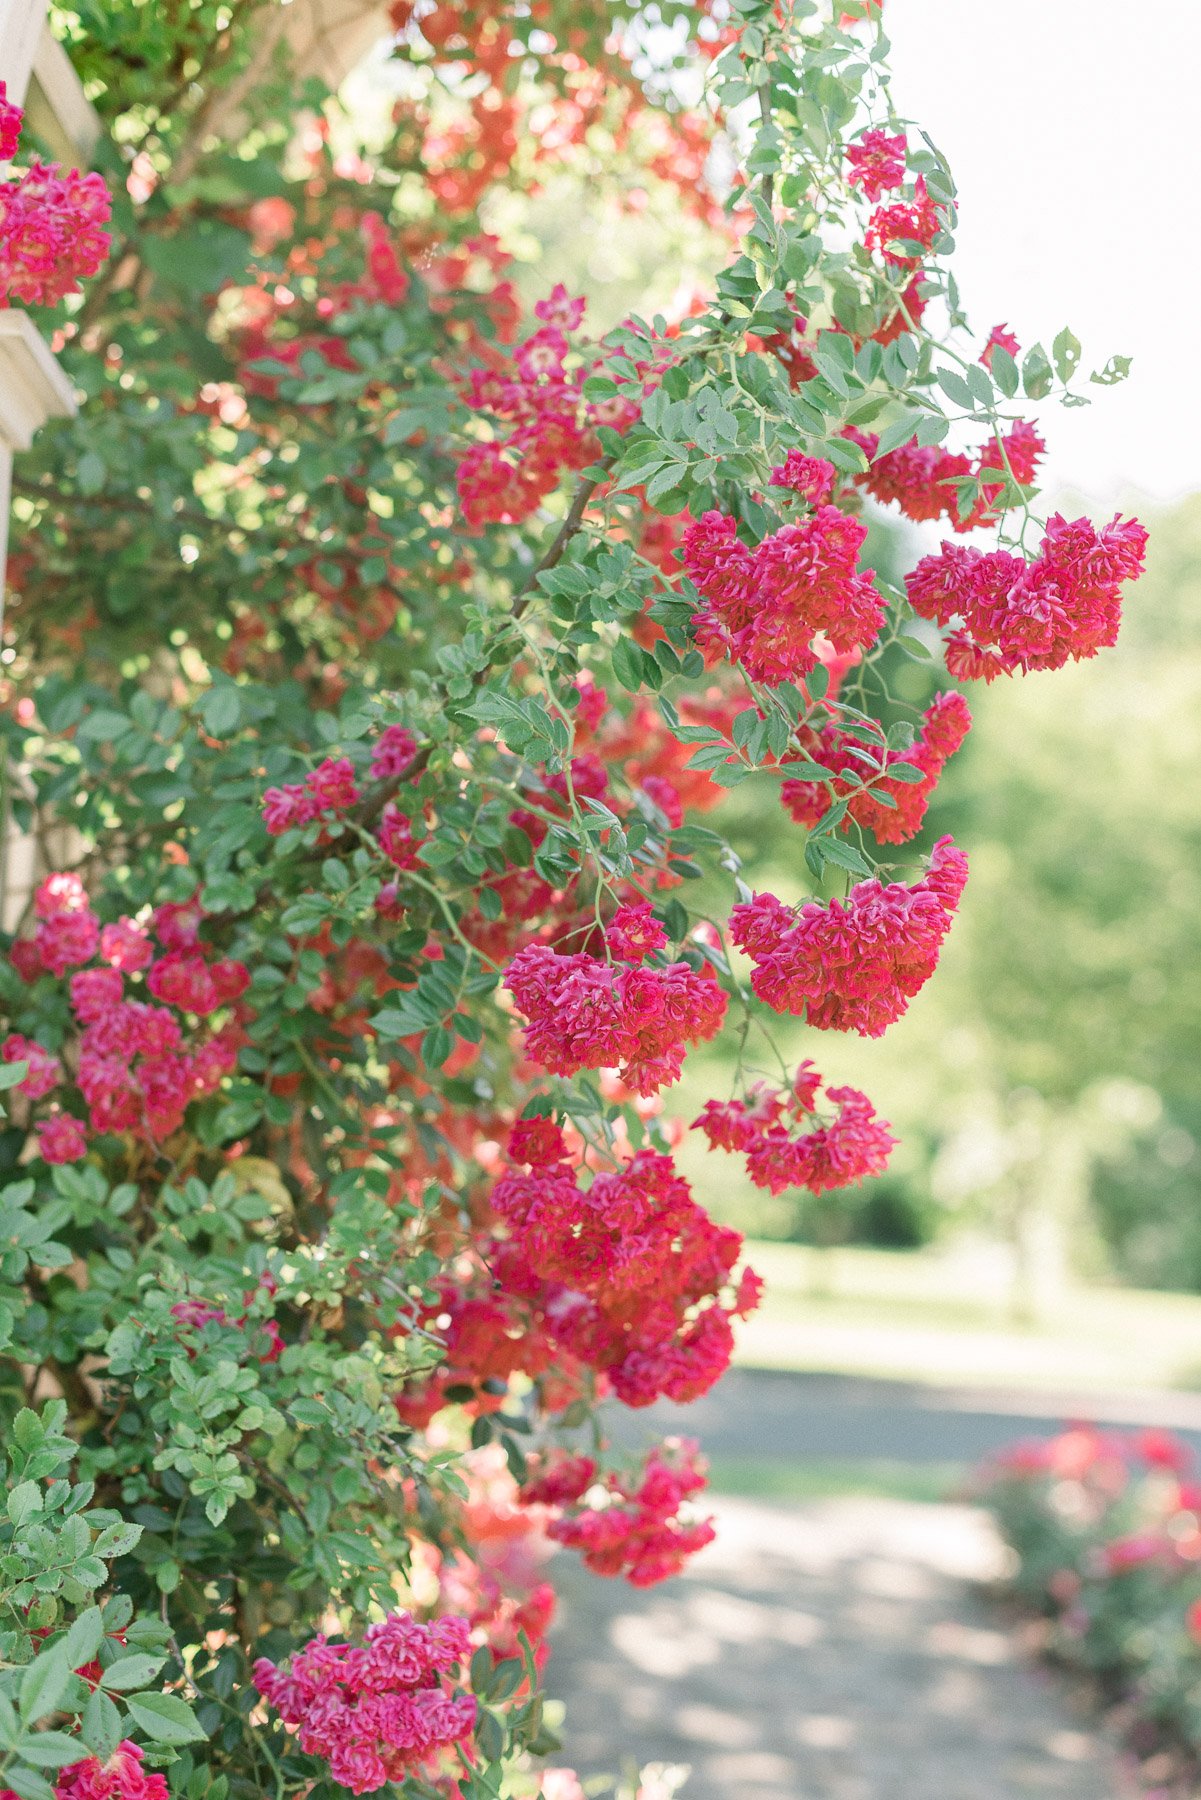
left=0, top=0, right=1145, bottom=1795
left=981, top=1425, right=1201, bottom=1791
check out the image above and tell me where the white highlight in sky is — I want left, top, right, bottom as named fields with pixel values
left=888, top=0, right=1198, bottom=503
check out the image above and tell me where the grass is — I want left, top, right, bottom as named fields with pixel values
left=733, top=1239, right=1201, bottom=1398
left=706, top=1455, right=967, bottom=1505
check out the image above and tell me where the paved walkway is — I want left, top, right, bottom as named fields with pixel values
left=547, top=1495, right=1134, bottom=1800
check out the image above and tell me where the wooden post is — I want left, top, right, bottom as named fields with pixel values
left=0, top=310, right=75, bottom=627
left=0, top=0, right=48, bottom=107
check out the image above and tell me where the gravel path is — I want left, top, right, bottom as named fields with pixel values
left=546, top=1495, right=1134, bottom=1800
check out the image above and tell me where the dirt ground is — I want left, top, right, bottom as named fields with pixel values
left=546, top=1495, right=1136, bottom=1800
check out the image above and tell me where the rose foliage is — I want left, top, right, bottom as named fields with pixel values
left=0, top=0, right=1144, bottom=1796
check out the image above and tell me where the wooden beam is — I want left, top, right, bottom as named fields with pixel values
left=26, top=30, right=102, bottom=162
left=0, top=0, right=48, bottom=106
left=0, top=311, right=75, bottom=452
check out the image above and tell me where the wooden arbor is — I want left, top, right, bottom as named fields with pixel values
left=0, top=0, right=99, bottom=612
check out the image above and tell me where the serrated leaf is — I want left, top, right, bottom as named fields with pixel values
left=80, top=1685, right=121, bottom=1760
left=611, top=636, right=647, bottom=692
left=643, top=463, right=688, bottom=505
left=873, top=413, right=922, bottom=457
left=61, top=1606, right=104, bottom=1672
left=20, top=1647, right=71, bottom=1723
left=817, top=836, right=874, bottom=876
left=15, top=1732, right=84, bottom=1769
left=124, top=1691, right=207, bottom=1745
left=8, top=1480, right=42, bottom=1526
left=100, top=1653, right=166, bottom=1692
left=989, top=345, right=1019, bottom=398
left=2, top=1767, right=54, bottom=1800
left=935, top=368, right=974, bottom=410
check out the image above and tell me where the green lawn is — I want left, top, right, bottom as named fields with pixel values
left=706, top=1455, right=967, bottom=1505
left=734, top=1240, right=1201, bottom=1397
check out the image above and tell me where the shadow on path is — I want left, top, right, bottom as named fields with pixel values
left=548, top=1495, right=1133, bottom=1800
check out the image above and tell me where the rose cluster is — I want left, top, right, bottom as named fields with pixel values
left=262, top=754, right=361, bottom=835
left=489, top=1133, right=760, bottom=1409
left=981, top=1425, right=1201, bottom=1782
left=520, top=1440, right=716, bottom=1586
left=1, top=1741, right=170, bottom=1800
left=503, top=941, right=727, bottom=1095
left=7, top=874, right=246, bottom=1156
left=683, top=504, right=886, bottom=685
left=252, top=1611, right=477, bottom=1794
left=0, top=159, right=111, bottom=307
left=906, top=512, right=1149, bottom=681
left=729, top=836, right=969, bottom=1037
left=695, top=1061, right=895, bottom=1195
left=847, top=420, right=1045, bottom=534
left=456, top=285, right=643, bottom=528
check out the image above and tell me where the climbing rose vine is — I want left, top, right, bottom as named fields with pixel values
left=0, top=0, right=1143, bottom=1795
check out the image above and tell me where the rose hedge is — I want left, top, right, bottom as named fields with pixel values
left=981, top=1425, right=1201, bottom=1791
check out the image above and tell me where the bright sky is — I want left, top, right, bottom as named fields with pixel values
left=887, top=0, right=1199, bottom=505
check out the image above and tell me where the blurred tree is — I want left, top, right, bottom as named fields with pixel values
left=928, top=492, right=1201, bottom=1289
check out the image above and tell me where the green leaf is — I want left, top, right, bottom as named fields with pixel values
left=872, top=413, right=921, bottom=457
left=200, top=685, right=242, bottom=738
left=1090, top=353, right=1132, bottom=387
left=8, top=1480, right=42, bottom=1526
left=80, top=710, right=130, bottom=742
left=2, top=1767, right=54, bottom=1800
left=486, top=1657, right=525, bottom=1702
left=124, top=1691, right=207, bottom=1745
left=612, top=636, right=649, bottom=692
left=935, top=368, right=974, bottom=410
left=643, top=463, right=688, bottom=506
left=989, top=345, right=1020, bottom=398
left=1021, top=343, right=1054, bottom=399
left=823, top=435, right=869, bottom=475
left=1051, top=326, right=1081, bottom=384
left=92, top=1519, right=143, bottom=1562
left=475, top=1708, right=504, bottom=1763
left=80, top=1685, right=121, bottom=1760
left=61, top=1606, right=104, bottom=1672
left=421, top=1025, right=452, bottom=1069
left=15, top=1732, right=85, bottom=1769
left=20, top=1647, right=71, bottom=1723
left=100, top=1653, right=166, bottom=1692
left=817, top=836, right=874, bottom=876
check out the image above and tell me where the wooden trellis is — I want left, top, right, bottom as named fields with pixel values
left=0, top=0, right=100, bottom=927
